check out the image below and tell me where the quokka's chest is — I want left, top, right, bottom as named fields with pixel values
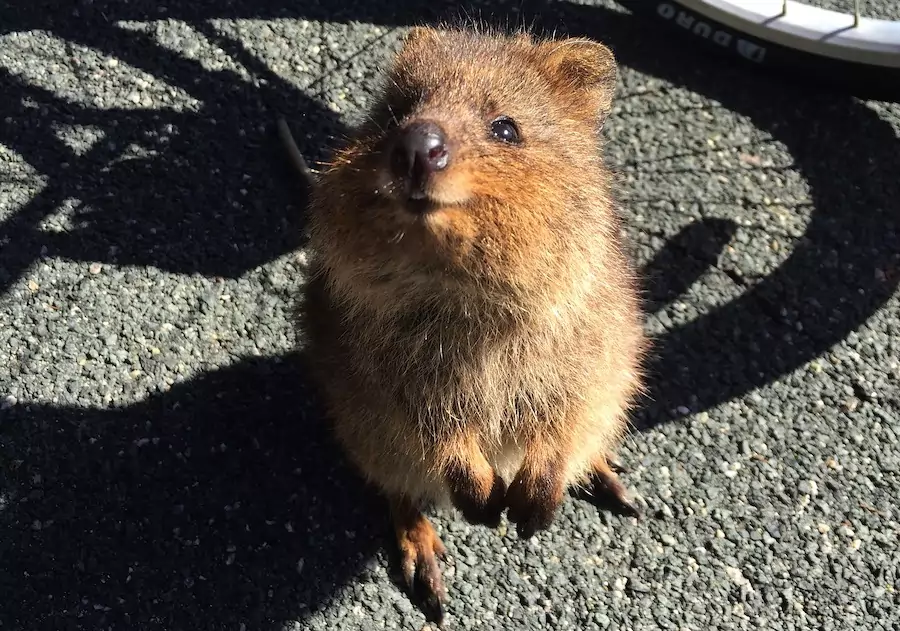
left=373, top=328, right=576, bottom=435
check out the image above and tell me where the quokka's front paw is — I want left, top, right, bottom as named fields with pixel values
left=505, top=468, right=565, bottom=539
left=450, top=468, right=507, bottom=528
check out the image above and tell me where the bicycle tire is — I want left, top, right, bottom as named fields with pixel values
left=617, top=0, right=900, bottom=102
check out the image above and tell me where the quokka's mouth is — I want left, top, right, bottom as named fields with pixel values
left=406, top=196, right=437, bottom=215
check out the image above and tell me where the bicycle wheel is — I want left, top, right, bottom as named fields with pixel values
left=617, top=1, right=900, bottom=102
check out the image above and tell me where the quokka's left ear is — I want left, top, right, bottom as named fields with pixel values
left=538, top=38, right=618, bottom=121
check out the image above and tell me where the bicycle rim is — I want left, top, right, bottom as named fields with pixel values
left=620, top=0, right=900, bottom=101
left=674, top=0, right=900, bottom=67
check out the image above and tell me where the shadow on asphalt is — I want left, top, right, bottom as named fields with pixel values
left=1, top=1, right=898, bottom=629
left=1, top=352, right=387, bottom=630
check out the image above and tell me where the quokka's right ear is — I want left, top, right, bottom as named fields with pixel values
left=402, top=26, right=440, bottom=49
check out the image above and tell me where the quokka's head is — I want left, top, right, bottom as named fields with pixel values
left=309, top=26, right=619, bottom=310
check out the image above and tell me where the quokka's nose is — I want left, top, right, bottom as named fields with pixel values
left=390, top=121, right=450, bottom=198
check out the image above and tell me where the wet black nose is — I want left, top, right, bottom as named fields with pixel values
left=390, top=121, right=450, bottom=197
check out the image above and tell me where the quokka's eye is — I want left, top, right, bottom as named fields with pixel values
left=489, top=116, right=521, bottom=144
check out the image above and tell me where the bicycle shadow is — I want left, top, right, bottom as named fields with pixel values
left=0, top=12, right=338, bottom=293
left=1, top=1, right=898, bottom=629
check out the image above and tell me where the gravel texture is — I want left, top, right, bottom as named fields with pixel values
left=810, top=0, right=898, bottom=20
left=1, top=1, right=898, bottom=630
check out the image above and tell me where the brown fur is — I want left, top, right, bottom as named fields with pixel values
left=297, top=24, right=648, bottom=619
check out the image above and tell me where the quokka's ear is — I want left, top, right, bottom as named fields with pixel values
left=402, top=26, right=440, bottom=50
left=538, top=38, right=618, bottom=120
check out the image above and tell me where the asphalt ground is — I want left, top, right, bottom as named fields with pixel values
left=1, top=1, right=898, bottom=630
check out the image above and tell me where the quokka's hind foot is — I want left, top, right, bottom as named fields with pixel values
left=390, top=496, right=448, bottom=626
left=588, top=454, right=641, bottom=519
